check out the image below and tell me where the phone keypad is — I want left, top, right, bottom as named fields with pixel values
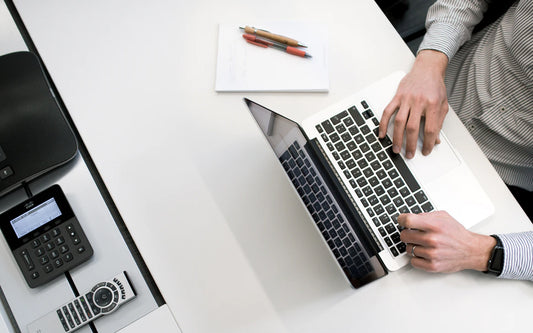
left=15, top=219, right=93, bottom=288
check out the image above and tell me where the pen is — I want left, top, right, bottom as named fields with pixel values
left=242, top=34, right=312, bottom=58
left=239, top=26, right=308, bottom=48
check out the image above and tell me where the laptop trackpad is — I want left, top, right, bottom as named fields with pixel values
left=405, top=134, right=461, bottom=184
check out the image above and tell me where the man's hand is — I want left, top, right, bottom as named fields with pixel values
left=379, top=50, right=449, bottom=159
left=398, top=211, right=496, bottom=273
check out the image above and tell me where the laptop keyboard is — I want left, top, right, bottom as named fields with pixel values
left=315, top=101, right=434, bottom=257
left=280, top=141, right=373, bottom=280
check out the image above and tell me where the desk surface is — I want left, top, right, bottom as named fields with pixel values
left=10, top=0, right=533, bottom=332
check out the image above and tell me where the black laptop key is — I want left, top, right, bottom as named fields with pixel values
left=341, top=132, right=351, bottom=142
left=362, top=110, right=373, bottom=119
left=330, top=133, right=340, bottom=143
left=354, top=134, right=364, bottom=144
left=361, top=100, right=369, bottom=109
left=340, top=150, right=351, bottom=160
left=351, top=168, right=362, bottom=179
left=391, top=232, right=401, bottom=244
left=334, top=142, right=346, bottom=152
left=386, top=147, right=420, bottom=192
left=414, top=190, right=428, bottom=204
left=336, top=123, right=347, bottom=133
left=348, top=106, right=365, bottom=126
left=352, top=149, right=363, bottom=160
left=330, top=111, right=348, bottom=125
left=379, top=135, right=393, bottom=148
left=385, top=223, right=396, bottom=235
left=368, top=177, right=379, bottom=187
left=365, top=151, right=376, bottom=162
left=397, top=242, right=407, bottom=253
left=288, top=145, right=299, bottom=159
left=343, top=117, right=354, bottom=127
left=365, top=133, right=377, bottom=144
left=422, top=202, right=434, bottom=212
left=362, top=186, right=373, bottom=196
left=322, top=120, right=335, bottom=134
left=411, top=205, right=422, bottom=214
left=362, top=167, right=373, bottom=178
left=374, top=185, right=385, bottom=196
left=346, top=141, right=357, bottom=151
left=405, top=196, right=416, bottom=207
left=371, top=142, right=382, bottom=153
left=357, top=159, right=368, bottom=169
left=376, top=169, right=387, bottom=179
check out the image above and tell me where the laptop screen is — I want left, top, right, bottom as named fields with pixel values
left=245, top=98, right=307, bottom=159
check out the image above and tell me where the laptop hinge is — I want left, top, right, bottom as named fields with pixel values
left=306, top=139, right=383, bottom=256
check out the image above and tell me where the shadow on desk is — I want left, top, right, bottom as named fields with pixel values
left=191, top=138, right=357, bottom=314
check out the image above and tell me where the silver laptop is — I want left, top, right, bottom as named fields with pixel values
left=245, top=71, right=494, bottom=288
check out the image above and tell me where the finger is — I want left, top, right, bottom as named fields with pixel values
left=400, top=228, right=427, bottom=245
left=404, top=106, right=422, bottom=159
left=421, top=115, right=439, bottom=157
left=410, top=257, right=434, bottom=271
left=422, top=102, right=447, bottom=155
left=379, top=97, right=399, bottom=138
left=392, top=103, right=410, bottom=154
left=397, top=213, right=433, bottom=231
left=405, top=243, right=427, bottom=259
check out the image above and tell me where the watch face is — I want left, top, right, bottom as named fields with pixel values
left=491, top=246, right=504, bottom=273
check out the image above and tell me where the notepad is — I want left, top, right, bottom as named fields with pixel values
left=215, top=23, right=329, bottom=92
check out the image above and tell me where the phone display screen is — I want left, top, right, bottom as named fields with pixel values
left=10, top=198, right=62, bottom=238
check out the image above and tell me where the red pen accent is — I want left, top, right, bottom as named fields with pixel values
left=243, top=34, right=272, bottom=46
left=286, top=46, right=306, bottom=57
left=242, top=34, right=311, bottom=58
left=246, top=40, right=268, bottom=48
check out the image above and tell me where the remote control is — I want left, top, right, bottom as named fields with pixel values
left=27, top=271, right=136, bottom=333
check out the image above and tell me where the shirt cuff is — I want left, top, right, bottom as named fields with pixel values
left=417, top=22, right=468, bottom=61
left=496, top=232, right=533, bottom=281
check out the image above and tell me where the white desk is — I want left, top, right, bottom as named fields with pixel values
left=10, top=0, right=533, bottom=332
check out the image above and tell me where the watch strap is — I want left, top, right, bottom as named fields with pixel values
left=484, top=235, right=504, bottom=276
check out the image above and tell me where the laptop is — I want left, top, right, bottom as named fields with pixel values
left=244, top=71, right=494, bottom=288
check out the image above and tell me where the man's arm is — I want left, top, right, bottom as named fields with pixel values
left=379, top=0, right=490, bottom=158
left=398, top=211, right=533, bottom=281
left=398, top=211, right=496, bottom=272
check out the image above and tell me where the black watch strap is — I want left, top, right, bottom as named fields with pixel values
left=484, top=235, right=504, bottom=276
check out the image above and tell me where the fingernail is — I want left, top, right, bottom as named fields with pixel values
left=406, top=152, right=414, bottom=159
left=393, top=145, right=400, bottom=154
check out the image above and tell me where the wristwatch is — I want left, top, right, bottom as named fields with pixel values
left=485, top=235, right=504, bottom=276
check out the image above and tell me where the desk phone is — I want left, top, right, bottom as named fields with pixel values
left=0, top=185, right=93, bottom=288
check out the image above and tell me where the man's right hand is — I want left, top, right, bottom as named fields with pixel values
left=378, top=50, right=449, bottom=159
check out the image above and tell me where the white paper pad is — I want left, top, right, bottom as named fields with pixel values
left=215, top=23, right=329, bottom=92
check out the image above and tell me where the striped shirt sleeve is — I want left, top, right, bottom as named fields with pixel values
left=496, top=233, right=533, bottom=281
left=417, top=0, right=489, bottom=60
